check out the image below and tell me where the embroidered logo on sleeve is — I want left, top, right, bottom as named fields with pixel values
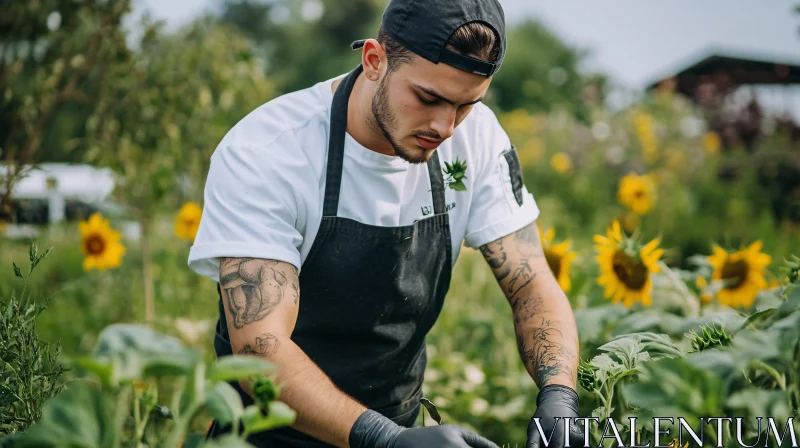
left=442, top=157, right=468, bottom=191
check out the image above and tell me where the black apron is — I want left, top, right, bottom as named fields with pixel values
left=207, top=64, right=454, bottom=447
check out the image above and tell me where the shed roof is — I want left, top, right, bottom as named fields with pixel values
left=645, top=47, right=800, bottom=96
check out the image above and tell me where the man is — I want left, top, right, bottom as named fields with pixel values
left=189, top=0, right=585, bottom=446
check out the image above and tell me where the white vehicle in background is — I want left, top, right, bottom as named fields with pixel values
left=0, top=163, right=126, bottom=239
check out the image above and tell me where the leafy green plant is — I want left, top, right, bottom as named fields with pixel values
left=579, top=332, right=684, bottom=444
left=1, top=324, right=295, bottom=448
left=0, top=243, right=63, bottom=435
left=624, top=285, right=800, bottom=445
left=687, top=324, right=732, bottom=352
left=443, top=157, right=468, bottom=191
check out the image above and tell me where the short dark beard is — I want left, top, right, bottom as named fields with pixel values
left=369, top=72, right=429, bottom=164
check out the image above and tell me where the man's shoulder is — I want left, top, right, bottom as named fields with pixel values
left=217, top=79, right=335, bottom=154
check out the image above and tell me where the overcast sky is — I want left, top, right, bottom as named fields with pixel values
left=132, top=0, right=800, bottom=116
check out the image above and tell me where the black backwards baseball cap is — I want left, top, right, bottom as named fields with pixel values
left=350, top=0, right=507, bottom=78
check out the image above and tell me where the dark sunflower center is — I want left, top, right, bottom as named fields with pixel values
left=721, top=259, right=748, bottom=289
left=85, top=234, right=106, bottom=255
left=544, top=249, right=561, bottom=278
left=633, top=189, right=644, bottom=199
left=612, top=250, right=648, bottom=290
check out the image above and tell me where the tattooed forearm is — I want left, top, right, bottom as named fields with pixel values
left=479, top=240, right=509, bottom=281
left=479, top=222, right=545, bottom=293
left=481, top=222, right=579, bottom=388
left=511, top=294, right=543, bottom=324
left=220, top=258, right=298, bottom=329
left=508, top=261, right=536, bottom=296
left=238, top=333, right=280, bottom=357
left=516, top=317, right=577, bottom=387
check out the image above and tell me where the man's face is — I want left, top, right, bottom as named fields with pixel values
left=371, top=54, right=492, bottom=164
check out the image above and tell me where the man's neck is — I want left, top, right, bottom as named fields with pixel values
left=331, top=74, right=395, bottom=157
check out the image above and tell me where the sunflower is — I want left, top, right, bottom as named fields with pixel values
left=633, top=112, right=658, bottom=162
left=538, top=226, right=578, bottom=292
left=702, top=131, right=722, bottom=154
left=517, top=137, right=544, bottom=168
left=594, top=220, right=663, bottom=307
left=695, top=276, right=713, bottom=304
left=175, top=202, right=203, bottom=242
left=550, top=152, right=572, bottom=174
left=617, top=172, right=656, bottom=215
left=707, top=241, right=772, bottom=308
left=667, top=439, right=689, bottom=448
left=79, top=213, right=126, bottom=271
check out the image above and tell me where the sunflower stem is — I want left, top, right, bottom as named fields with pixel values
left=658, top=261, right=700, bottom=317
left=138, top=212, right=156, bottom=323
left=750, top=360, right=786, bottom=390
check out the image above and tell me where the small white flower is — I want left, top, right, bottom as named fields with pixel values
left=592, top=122, right=611, bottom=141
left=470, top=398, right=489, bottom=415
left=175, top=318, right=211, bottom=344
left=424, top=368, right=440, bottom=382
left=605, top=145, right=626, bottom=166
left=680, top=116, right=705, bottom=138
left=464, top=364, right=485, bottom=385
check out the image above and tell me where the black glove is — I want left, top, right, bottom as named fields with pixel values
left=350, top=409, right=500, bottom=448
left=526, top=384, right=586, bottom=448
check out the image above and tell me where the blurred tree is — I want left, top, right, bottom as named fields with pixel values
left=219, top=2, right=593, bottom=118
left=489, top=19, right=590, bottom=119
left=0, top=0, right=131, bottom=221
left=85, top=16, right=276, bottom=321
left=219, top=0, right=384, bottom=94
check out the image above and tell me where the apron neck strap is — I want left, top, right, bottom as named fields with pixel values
left=323, top=64, right=447, bottom=217
left=426, top=150, right=447, bottom=215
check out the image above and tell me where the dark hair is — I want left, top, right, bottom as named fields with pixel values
left=377, top=21, right=502, bottom=73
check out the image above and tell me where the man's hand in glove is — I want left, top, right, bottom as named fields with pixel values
left=526, top=384, right=586, bottom=448
left=350, top=409, right=500, bottom=448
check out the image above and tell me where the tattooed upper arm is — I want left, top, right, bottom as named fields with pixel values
left=219, top=257, right=299, bottom=357
left=478, top=221, right=548, bottom=299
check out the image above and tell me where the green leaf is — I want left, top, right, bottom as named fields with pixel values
left=29, top=243, right=37, bottom=264
left=180, top=434, right=207, bottom=448
left=86, top=324, right=199, bottom=386
left=11, top=381, right=109, bottom=448
left=205, top=382, right=244, bottom=428
left=241, top=402, right=296, bottom=434
left=420, top=398, right=442, bottom=425
left=207, top=355, right=275, bottom=382
left=589, top=353, right=621, bottom=371
left=623, top=357, right=725, bottom=417
left=727, top=389, right=792, bottom=423
left=738, top=308, right=777, bottom=331
left=251, top=376, right=281, bottom=408
left=611, top=309, right=685, bottom=336
left=589, top=353, right=624, bottom=383
left=449, top=180, right=467, bottom=191
left=32, top=246, right=53, bottom=270
left=200, top=434, right=258, bottom=448
left=603, top=332, right=684, bottom=362
left=70, top=356, right=114, bottom=386
left=12, top=262, right=22, bottom=279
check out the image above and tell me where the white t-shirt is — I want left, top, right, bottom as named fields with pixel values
left=188, top=73, right=540, bottom=282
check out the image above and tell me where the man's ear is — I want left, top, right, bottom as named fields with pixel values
left=360, top=39, right=385, bottom=81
